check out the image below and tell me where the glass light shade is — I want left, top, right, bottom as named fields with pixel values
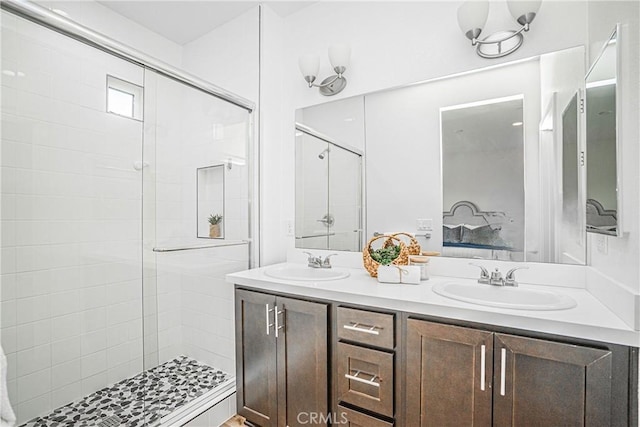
left=328, top=44, right=351, bottom=70
left=457, top=0, right=490, bottom=35
left=507, top=0, right=541, bottom=22
left=298, top=54, right=320, bottom=79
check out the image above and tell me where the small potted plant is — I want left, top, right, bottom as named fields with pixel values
left=208, top=214, right=223, bottom=238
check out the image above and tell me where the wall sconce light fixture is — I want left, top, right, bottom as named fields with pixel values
left=298, top=44, right=350, bottom=96
left=457, top=0, right=541, bottom=59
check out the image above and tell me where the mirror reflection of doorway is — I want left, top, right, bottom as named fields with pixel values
left=441, top=96, right=525, bottom=261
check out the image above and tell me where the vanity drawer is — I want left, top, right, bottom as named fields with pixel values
left=337, top=342, right=394, bottom=418
left=337, top=405, right=393, bottom=427
left=337, top=307, right=394, bottom=349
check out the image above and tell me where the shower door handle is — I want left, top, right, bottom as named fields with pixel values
left=317, top=214, right=335, bottom=227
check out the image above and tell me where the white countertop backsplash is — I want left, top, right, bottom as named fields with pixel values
left=226, top=249, right=639, bottom=347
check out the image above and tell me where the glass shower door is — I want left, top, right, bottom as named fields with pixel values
left=1, top=11, right=146, bottom=425
left=295, top=132, right=330, bottom=250
left=141, top=69, right=253, bottom=425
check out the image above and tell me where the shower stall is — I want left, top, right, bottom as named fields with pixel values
left=1, top=2, right=256, bottom=426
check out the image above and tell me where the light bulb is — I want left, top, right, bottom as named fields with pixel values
left=328, top=43, right=351, bottom=75
left=457, top=0, right=490, bottom=40
left=298, top=54, right=320, bottom=84
left=507, top=0, right=542, bottom=25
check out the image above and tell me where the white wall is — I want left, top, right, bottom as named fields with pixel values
left=181, top=6, right=259, bottom=102
left=259, top=6, right=288, bottom=266
left=284, top=1, right=587, bottom=108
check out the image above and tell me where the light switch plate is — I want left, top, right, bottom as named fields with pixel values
left=416, top=218, right=432, bottom=231
left=596, top=234, right=608, bottom=254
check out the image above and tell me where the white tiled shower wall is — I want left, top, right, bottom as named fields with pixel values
left=1, top=13, right=147, bottom=423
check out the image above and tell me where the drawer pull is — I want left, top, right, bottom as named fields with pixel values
left=345, top=370, right=380, bottom=388
left=343, top=322, right=380, bottom=335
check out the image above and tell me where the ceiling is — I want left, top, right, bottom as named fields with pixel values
left=97, top=1, right=311, bottom=45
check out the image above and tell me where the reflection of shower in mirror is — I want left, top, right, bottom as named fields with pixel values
left=318, top=147, right=330, bottom=159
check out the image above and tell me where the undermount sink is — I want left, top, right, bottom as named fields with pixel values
left=264, top=265, right=350, bottom=281
left=432, top=282, right=577, bottom=311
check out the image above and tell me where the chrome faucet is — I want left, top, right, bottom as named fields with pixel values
left=470, top=263, right=529, bottom=287
left=489, top=268, right=504, bottom=286
left=469, top=263, right=490, bottom=284
left=321, top=254, right=337, bottom=268
left=303, top=252, right=337, bottom=269
left=504, top=266, right=528, bottom=287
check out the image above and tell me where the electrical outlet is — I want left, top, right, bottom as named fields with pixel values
left=286, top=220, right=294, bottom=236
left=416, top=218, right=433, bottom=231
left=596, top=234, right=608, bottom=254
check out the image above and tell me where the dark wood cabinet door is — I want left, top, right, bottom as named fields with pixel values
left=406, top=319, right=493, bottom=427
left=276, top=296, right=329, bottom=427
left=493, top=333, right=613, bottom=427
left=235, top=289, right=278, bottom=427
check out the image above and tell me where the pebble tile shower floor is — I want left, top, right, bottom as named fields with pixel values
left=20, top=356, right=231, bottom=427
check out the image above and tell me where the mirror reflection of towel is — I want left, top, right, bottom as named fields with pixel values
left=1, top=345, right=16, bottom=427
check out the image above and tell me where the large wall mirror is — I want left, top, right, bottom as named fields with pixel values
left=295, top=46, right=587, bottom=264
left=586, top=26, right=620, bottom=236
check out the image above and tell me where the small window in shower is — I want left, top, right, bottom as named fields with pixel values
left=106, top=75, right=143, bottom=120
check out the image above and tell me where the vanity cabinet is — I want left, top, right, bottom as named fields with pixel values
left=406, top=319, right=614, bottom=426
left=235, top=289, right=329, bottom=427
left=233, top=285, right=636, bottom=427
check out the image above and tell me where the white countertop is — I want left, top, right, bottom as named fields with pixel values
left=227, top=262, right=640, bottom=347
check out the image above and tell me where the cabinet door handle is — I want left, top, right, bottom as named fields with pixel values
left=265, top=304, right=274, bottom=335
left=343, top=323, right=380, bottom=335
left=344, top=370, right=380, bottom=388
left=275, top=306, right=285, bottom=338
left=480, top=344, right=486, bottom=391
left=500, top=348, right=506, bottom=396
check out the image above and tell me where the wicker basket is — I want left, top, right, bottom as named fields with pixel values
left=363, top=235, right=410, bottom=277
left=389, top=232, right=421, bottom=256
